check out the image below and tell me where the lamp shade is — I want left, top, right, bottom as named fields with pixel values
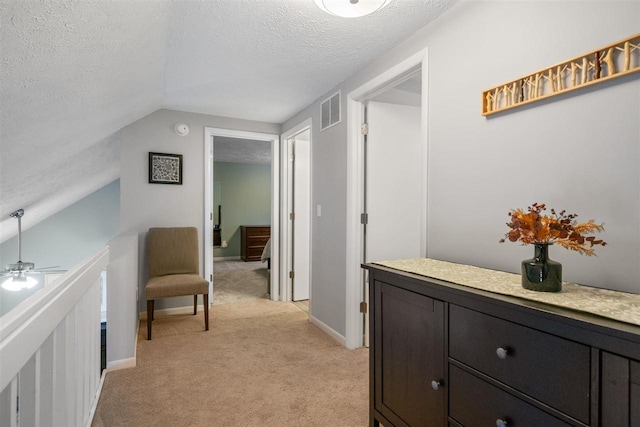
left=314, top=0, right=392, bottom=18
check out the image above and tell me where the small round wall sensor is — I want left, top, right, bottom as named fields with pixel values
left=175, top=123, right=189, bottom=136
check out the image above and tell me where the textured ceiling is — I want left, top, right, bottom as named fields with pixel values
left=0, top=0, right=457, bottom=242
left=214, top=137, right=271, bottom=165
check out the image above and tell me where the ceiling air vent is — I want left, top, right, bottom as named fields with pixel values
left=321, top=91, right=341, bottom=131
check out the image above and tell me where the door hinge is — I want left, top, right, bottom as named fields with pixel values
left=210, top=274, right=213, bottom=282
left=289, top=271, right=295, bottom=279
left=361, top=123, right=369, bottom=135
left=210, top=212, right=213, bottom=221
left=290, top=212, right=295, bottom=220
left=360, top=213, right=368, bottom=225
left=360, top=302, right=368, bottom=313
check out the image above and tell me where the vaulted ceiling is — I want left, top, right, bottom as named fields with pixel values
left=0, top=0, right=456, bottom=242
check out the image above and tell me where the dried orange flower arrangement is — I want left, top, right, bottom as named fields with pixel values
left=499, top=203, right=607, bottom=255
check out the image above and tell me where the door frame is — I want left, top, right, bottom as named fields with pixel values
left=204, top=127, right=281, bottom=303
left=279, top=118, right=313, bottom=304
left=345, top=48, right=429, bottom=349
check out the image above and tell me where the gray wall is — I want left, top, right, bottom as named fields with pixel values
left=0, top=179, right=121, bottom=270
left=118, top=109, right=280, bottom=312
left=283, top=1, right=640, bottom=337
left=213, top=161, right=271, bottom=258
left=106, top=232, right=139, bottom=366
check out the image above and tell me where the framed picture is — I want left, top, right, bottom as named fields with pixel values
left=149, top=152, right=183, bottom=185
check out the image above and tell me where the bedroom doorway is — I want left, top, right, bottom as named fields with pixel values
left=204, top=128, right=281, bottom=306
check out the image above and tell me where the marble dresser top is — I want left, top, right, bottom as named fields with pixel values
left=374, top=258, right=640, bottom=327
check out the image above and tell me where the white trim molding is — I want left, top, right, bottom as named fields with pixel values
left=280, top=118, right=313, bottom=303
left=106, top=357, right=136, bottom=372
left=345, top=48, right=429, bottom=349
left=204, top=127, right=281, bottom=302
left=309, top=314, right=346, bottom=346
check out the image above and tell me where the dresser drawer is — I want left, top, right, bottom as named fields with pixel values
left=246, top=247, right=264, bottom=257
left=449, top=304, right=590, bottom=423
left=241, top=226, right=270, bottom=262
left=246, top=226, right=270, bottom=237
left=449, top=364, right=570, bottom=427
left=247, top=236, right=270, bottom=247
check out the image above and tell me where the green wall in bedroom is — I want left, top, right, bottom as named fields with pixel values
left=213, top=162, right=271, bottom=258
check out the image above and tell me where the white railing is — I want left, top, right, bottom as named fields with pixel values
left=0, top=247, right=109, bottom=427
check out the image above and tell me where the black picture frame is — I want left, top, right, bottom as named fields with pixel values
left=148, top=152, right=183, bottom=185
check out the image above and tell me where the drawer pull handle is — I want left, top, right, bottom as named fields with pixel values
left=496, top=419, right=508, bottom=427
left=431, top=380, right=442, bottom=391
left=496, top=347, right=509, bottom=359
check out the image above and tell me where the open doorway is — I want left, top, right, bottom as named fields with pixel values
left=345, top=49, right=428, bottom=349
left=280, top=119, right=312, bottom=314
left=212, top=136, right=272, bottom=304
left=204, top=128, right=280, bottom=308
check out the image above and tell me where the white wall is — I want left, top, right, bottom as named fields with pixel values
left=119, top=109, right=280, bottom=312
left=283, top=1, right=640, bottom=336
left=366, top=102, right=422, bottom=262
left=106, top=232, right=139, bottom=369
left=0, top=179, right=120, bottom=271
left=370, top=88, right=421, bottom=107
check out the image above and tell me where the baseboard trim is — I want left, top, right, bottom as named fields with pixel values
left=86, top=369, right=107, bottom=427
left=106, top=356, right=136, bottom=371
left=140, top=304, right=206, bottom=319
left=213, top=256, right=241, bottom=261
left=309, top=314, right=346, bottom=347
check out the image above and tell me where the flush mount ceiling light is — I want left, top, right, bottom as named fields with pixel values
left=314, top=0, right=392, bottom=18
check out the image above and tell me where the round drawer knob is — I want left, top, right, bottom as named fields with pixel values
left=496, top=418, right=508, bottom=427
left=431, top=380, right=442, bottom=391
left=496, top=347, right=509, bottom=359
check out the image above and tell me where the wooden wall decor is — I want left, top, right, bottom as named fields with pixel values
left=482, top=33, right=640, bottom=116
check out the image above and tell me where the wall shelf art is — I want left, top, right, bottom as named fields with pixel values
left=149, top=152, right=183, bottom=185
left=482, top=33, right=640, bottom=116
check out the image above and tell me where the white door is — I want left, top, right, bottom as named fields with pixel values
left=365, top=101, right=423, bottom=263
left=292, top=136, right=311, bottom=301
left=364, top=101, right=423, bottom=346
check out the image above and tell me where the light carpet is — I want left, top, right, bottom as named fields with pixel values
left=213, top=262, right=270, bottom=305
left=92, top=299, right=368, bottom=426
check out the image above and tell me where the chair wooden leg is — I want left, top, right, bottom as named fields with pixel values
left=204, top=293, right=209, bottom=331
left=193, top=295, right=198, bottom=315
left=147, top=299, right=154, bottom=340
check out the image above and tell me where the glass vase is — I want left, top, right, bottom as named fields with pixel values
left=521, top=243, right=562, bottom=292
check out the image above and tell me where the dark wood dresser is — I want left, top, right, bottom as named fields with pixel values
left=240, top=226, right=270, bottom=262
left=365, top=262, right=640, bottom=427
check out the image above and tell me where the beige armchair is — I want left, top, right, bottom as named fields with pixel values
left=146, top=227, right=209, bottom=340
